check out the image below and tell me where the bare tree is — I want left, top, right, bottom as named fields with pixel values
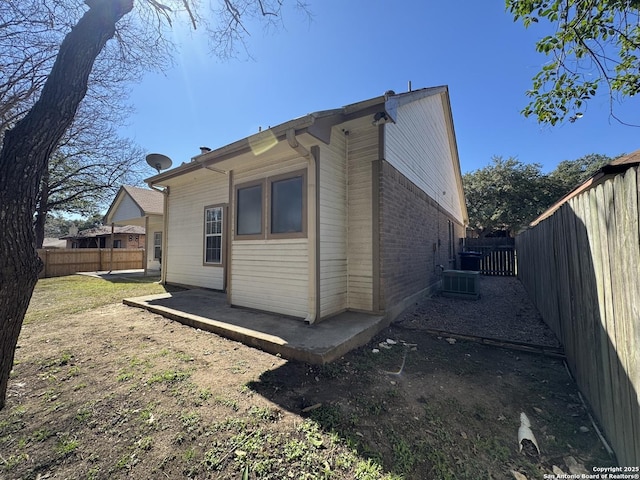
left=1, top=0, right=162, bottom=249
left=34, top=99, right=145, bottom=247
left=0, top=0, right=310, bottom=409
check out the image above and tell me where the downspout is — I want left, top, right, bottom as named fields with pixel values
left=144, top=215, right=149, bottom=276
left=286, top=129, right=319, bottom=324
left=149, top=184, right=169, bottom=284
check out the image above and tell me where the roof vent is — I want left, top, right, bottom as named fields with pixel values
left=200, top=146, right=211, bottom=154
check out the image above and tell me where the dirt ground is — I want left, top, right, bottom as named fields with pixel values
left=0, top=275, right=615, bottom=479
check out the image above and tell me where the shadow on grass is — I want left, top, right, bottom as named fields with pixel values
left=243, top=331, right=597, bottom=480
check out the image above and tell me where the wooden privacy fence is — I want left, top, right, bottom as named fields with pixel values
left=464, top=238, right=516, bottom=276
left=37, top=248, right=145, bottom=278
left=516, top=166, right=640, bottom=465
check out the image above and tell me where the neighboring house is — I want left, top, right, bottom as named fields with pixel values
left=61, top=225, right=145, bottom=249
left=42, top=237, right=67, bottom=249
left=105, top=185, right=164, bottom=274
left=147, top=86, right=468, bottom=323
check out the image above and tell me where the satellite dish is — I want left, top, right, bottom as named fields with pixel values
left=146, top=153, right=173, bottom=173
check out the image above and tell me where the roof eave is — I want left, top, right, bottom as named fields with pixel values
left=145, top=99, right=392, bottom=186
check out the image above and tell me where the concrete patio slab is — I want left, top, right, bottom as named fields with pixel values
left=124, top=289, right=388, bottom=364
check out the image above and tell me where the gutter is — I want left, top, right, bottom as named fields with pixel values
left=146, top=113, right=332, bottom=185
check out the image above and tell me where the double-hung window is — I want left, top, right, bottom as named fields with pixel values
left=153, top=232, right=162, bottom=260
left=204, top=206, right=223, bottom=264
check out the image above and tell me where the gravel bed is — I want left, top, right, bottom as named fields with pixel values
left=395, top=275, right=562, bottom=348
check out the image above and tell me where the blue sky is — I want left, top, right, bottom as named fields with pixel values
left=124, top=1, right=640, bottom=177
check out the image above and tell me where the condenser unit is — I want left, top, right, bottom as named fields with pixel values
left=441, top=270, right=480, bottom=299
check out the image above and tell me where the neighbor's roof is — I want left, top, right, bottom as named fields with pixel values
left=121, top=185, right=163, bottom=215
left=60, top=225, right=145, bottom=239
left=530, top=148, right=640, bottom=227
left=104, top=185, right=163, bottom=224
left=42, top=238, right=67, bottom=249
left=146, top=86, right=451, bottom=186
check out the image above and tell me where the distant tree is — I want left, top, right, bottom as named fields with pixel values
left=34, top=122, right=145, bottom=248
left=506, top=0, right=640, bottom=125
left=547, top=153, right=615, bottom=201
left=44, top=213, right=103, bottom=239
left=463, top=156, right=554, bottom=236
left=44, top=215, right=76, bottom=239
left=0, top=0, right=311, bottom=410
left=464, top=154, right=619, bottom=236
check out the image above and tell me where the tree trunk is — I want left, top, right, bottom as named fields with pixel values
left=0, top=0, right=133, bottom=410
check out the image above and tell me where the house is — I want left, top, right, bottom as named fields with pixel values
left=42, top=237, right=67, bottom=249
left=61, top=225, right=145, bottom=249
left=105, top=185, right=165, bottom=274
left=146, top=86, right=468, bottom=323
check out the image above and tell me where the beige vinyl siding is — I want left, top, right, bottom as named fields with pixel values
left=318, top=129, right=348, bottom=318
left=111, top=194, right=142, bottom=223
left=231, top=240, right=308, bottom=317
left=346, top=122, right=376, bottom=311
left=384, top=93, right=464, bottom=223
left=231, top=156, right=309, bottom=318
left=166, top=172, right=228, bottom=289
left=233, top=154, right=307, bottom=184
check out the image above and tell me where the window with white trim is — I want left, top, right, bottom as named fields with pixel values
left=204, top=206, right=223, bottom=264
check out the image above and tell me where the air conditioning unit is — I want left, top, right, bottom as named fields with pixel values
left=441, top=270, right=480, bottom=299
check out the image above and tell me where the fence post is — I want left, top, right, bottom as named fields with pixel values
left=109, top=222, right=114, bottom=273
left=44, top=249, right=48, bottom=278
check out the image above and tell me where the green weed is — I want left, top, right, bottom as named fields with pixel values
left=117, top=370, right=134, bottom=382
left=87, top=466, right=101, bottom=479
left=2, top=453, right=28, bottom=471
left=180, top=411, right=201, bottom=433
left=199, top=388, right=212, bottom=400
left=115, top=453, right=134, bottom=470
left=147, top=369, right=190, bottom=385
left=75, top=406, right=92, bottom=422
left=32, top=428, right=52, bottom=442
left=136, top=436, right=153, bottom=451
left=354, top=458, right=383, bottom=479
left=248, top=405, right=279, bottom=421
left=176, top=352, right=194, bottom=362
left=183, top=446, right=197, bottom=461
left=56, top=435, right=79, bottom=455
left=214, top=395, right=239, bottom=411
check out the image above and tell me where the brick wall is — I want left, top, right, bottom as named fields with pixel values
left=378, top=160, right=464, bottom=311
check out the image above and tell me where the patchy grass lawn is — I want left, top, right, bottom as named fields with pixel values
left=0, top=275, right=614, bottom=479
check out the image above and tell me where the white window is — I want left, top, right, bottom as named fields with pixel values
left=204, top=206, right=223, bottom=264
left=153, top=232, right=162, bottom=260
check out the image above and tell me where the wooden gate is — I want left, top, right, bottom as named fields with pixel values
left=464, top=238, right=516, bottom=276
